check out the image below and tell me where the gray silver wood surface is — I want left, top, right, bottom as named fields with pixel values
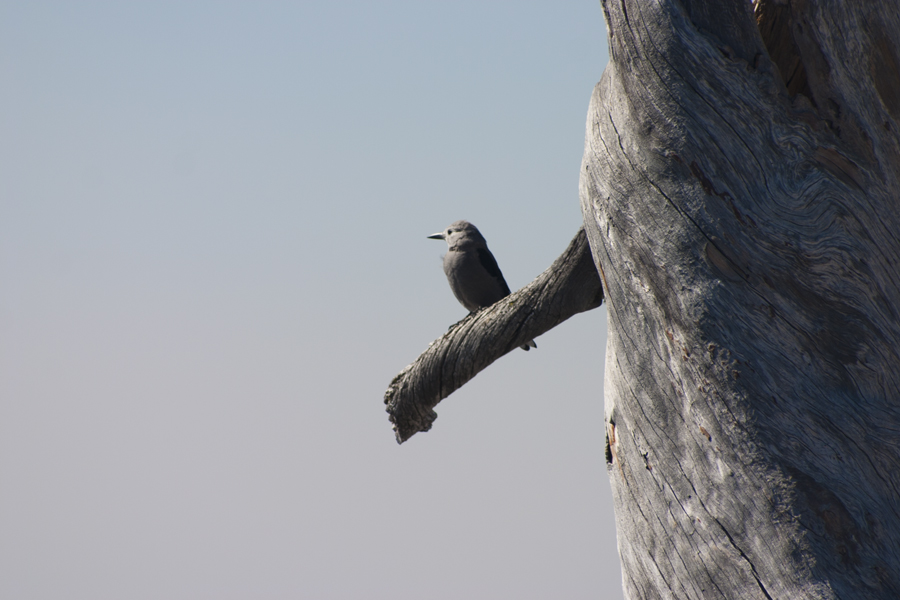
left=581, top=0, right=900, bottom=597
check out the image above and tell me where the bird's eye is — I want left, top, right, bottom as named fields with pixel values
left=447, top=229, right=452, bottom=234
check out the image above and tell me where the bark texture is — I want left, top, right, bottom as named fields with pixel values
left=386, top=228, right=603, bottom=444
left=581, top=0, right=900, bottom=598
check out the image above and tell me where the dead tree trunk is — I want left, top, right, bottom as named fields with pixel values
left=581, top=0, right=900, bottom=598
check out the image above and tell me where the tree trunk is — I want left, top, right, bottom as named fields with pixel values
left=581, top=0, right=900, bottom=598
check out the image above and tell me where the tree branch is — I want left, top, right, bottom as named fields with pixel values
left=385, top=227, right=603, bottom=444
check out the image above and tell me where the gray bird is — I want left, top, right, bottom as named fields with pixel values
left=428, top=220, right=536, bottom=351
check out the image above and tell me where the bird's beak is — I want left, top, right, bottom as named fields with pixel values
left=427, top=232, right=445, bottom=240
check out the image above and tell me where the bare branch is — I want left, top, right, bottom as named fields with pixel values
left=385, top=227, right=603, bottom=444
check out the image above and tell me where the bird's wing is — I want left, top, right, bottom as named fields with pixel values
left=477, top=247, right=512, bottom=296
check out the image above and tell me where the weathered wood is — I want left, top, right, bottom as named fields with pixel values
left=385, top=228, right=603, bottom=444
left=582, top=0, right=900, bottom=598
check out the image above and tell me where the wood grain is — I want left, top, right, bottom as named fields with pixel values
left=582, top=0, right=900, bottom=597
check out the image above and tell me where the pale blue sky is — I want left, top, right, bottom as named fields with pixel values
left=1, top=1, right=620, bottom=598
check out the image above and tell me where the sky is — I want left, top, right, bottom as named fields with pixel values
left=0, top=2, right=619, bottom=598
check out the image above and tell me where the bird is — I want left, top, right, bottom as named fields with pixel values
left=428, top=220, right=536, bottom=351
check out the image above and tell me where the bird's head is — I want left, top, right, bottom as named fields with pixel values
left=427, top=220, right=486, bottom=249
